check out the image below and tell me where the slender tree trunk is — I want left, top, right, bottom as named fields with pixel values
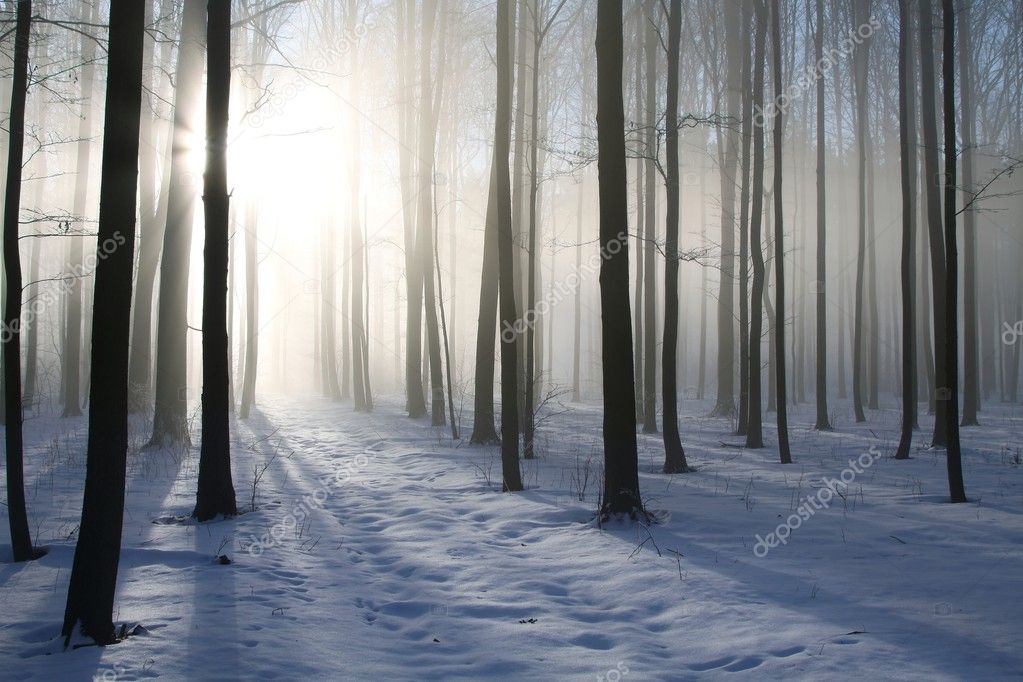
left=640, top=0, right=658, bottom=434
left=128, top=0, right=166, bottom=404
left=896, top=0, right=917, bottom=460
left=737, top=0, right=753, bottom=435
left=597, top=0, right=642, bottom=518
left=62, top=0, right=145, bottom=642
left=712, top=0, right=742, bottom=418
left=470, top=157, right=500, bottom=443
left=745, top=0, right=768, bottom=450
left=194, top=0, right=237, bottom=522
left=149, top=0, right=206, bottom=447
left=2, top=0, right=35, bottom=563
left=851, top=0, right=872, bottom=423
left=940, top=0, right=966, bottom=502
left=495, top=0, right=523, bottom=492
left=813, top=0, right=832, bottom=431
left=416, top=0, right=446, bottom=427
left=771, top=0, right=792, bottom=464
left=959, top=0, right=979, bottom=426
left=64, top=0, right=102, bottom=418
left=238, top=203, right=258, bottom=417
left=661, top=0, right=688, bottom=473
left=919, top=0, right=949, bottom=446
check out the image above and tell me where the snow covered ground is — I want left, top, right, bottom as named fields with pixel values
left=2, top=393, right=1022, bottom=680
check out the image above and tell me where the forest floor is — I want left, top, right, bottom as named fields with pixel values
left=2, top=392, right=1022, bottom=680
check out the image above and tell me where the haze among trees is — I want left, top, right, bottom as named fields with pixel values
left=1, top=0, right=1022, bottom=677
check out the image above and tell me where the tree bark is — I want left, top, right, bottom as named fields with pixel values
left=771, top=0, right=792, bottom=464
left=896, top=0, right=917, bottom=460
left=851, top=0, right=872, bottom=424
left=745, top=0, right=768, bottom=450
left=712, top=0, right=742, bottom=418
left=149, top=0, right=206, bottom=447
left=940, top=0, right=966, bottom=502
left=597, top=0, right=642, bottom=517
left=958, top=0, right=979, bottom=426
left=62, top=0, right=146, bottom=642
left=194, top=0, right=237, bottom=522
left=2, top=0, right=35, bottom=563
left=813, top=0, right=832, bottom=431
left=919, top=0, right=949, bottom=447
left=495, top=0, right=523, bottom=492
left=661, top=0, right=688, bottom=474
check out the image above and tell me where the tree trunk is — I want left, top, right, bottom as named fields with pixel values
left=62, top=0, right=146, bottom=642
left=958, top=0, right=979, bottom=426
left=2, top=0, right=35, bottom=563
left=771, top=0, right=792, bottom=464
left=712, top=0, right=742, bottom=418
left=127, top=0, right=166, bottom=405
left=416, top=0, right=446, bottom=427
left=813, top=0, right=832, bottom=431
left=495, top=0, right=523, bottom=492
left=737, top=0, right=753, bottom=435
left=469, top=157, right=500, bottom=443
left=596, top=0, right=642, bottom=518
left=63, top=0, right=101, bottom=418
left=919, top=0, right=949, bottom=447
left=745, top=0, right=768, bottom=450
left=641, top=0, right=658, bottom=434
left=896, top=0, right=917, bottom=460
left=940, top=0, right=966, bottom=502
left=238, top=203, right=258, bottom=417
left=851, top=0, right=872, bottom=424
left=194, top=0, right=237, bottom=522
left=661, top=0, right=688, bottom=474
left=149, top=0, right=206, bottom=447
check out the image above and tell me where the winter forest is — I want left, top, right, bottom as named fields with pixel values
left=1, top=0, right=1022, bottom=678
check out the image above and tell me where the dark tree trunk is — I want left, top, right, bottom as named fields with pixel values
left=896, top=0, right=917, bottom=460
left=149, top=0, right=206, bottom=447
left=596, top=0, right=642, bottom=517
left=771, top=0, right=792, bottom=464
left=940, top=0, right=966, bottom=503
left=712, top=0, right=742, bottom=418
left=851, top=0, right=872, bottom=424
left=737, top=0, right=753, bottom=435
left=194, top=0, right=237, bottom=522
left=958, top=0, right=979, bottom=427
left=495, top=0, right=523, bottom=492
left=641, top=0, right=657, bottom=434
left=61, top=0, right=146, bottom=642
left=919, top=0, right=949, bottom=447
left=2, top=0, right=35, bottom=563
left=661, top=0, right=689, bottom=474
left=745, top=0, right=768, bottom=450
left=813, top=0, right=832, bottom=431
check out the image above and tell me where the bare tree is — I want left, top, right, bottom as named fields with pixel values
left=62, top=0, right=146, bottom=643
left=596, top=0, right=642, bottom=517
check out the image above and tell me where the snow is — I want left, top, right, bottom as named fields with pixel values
left=2, top=394, right=1022, bottom=680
